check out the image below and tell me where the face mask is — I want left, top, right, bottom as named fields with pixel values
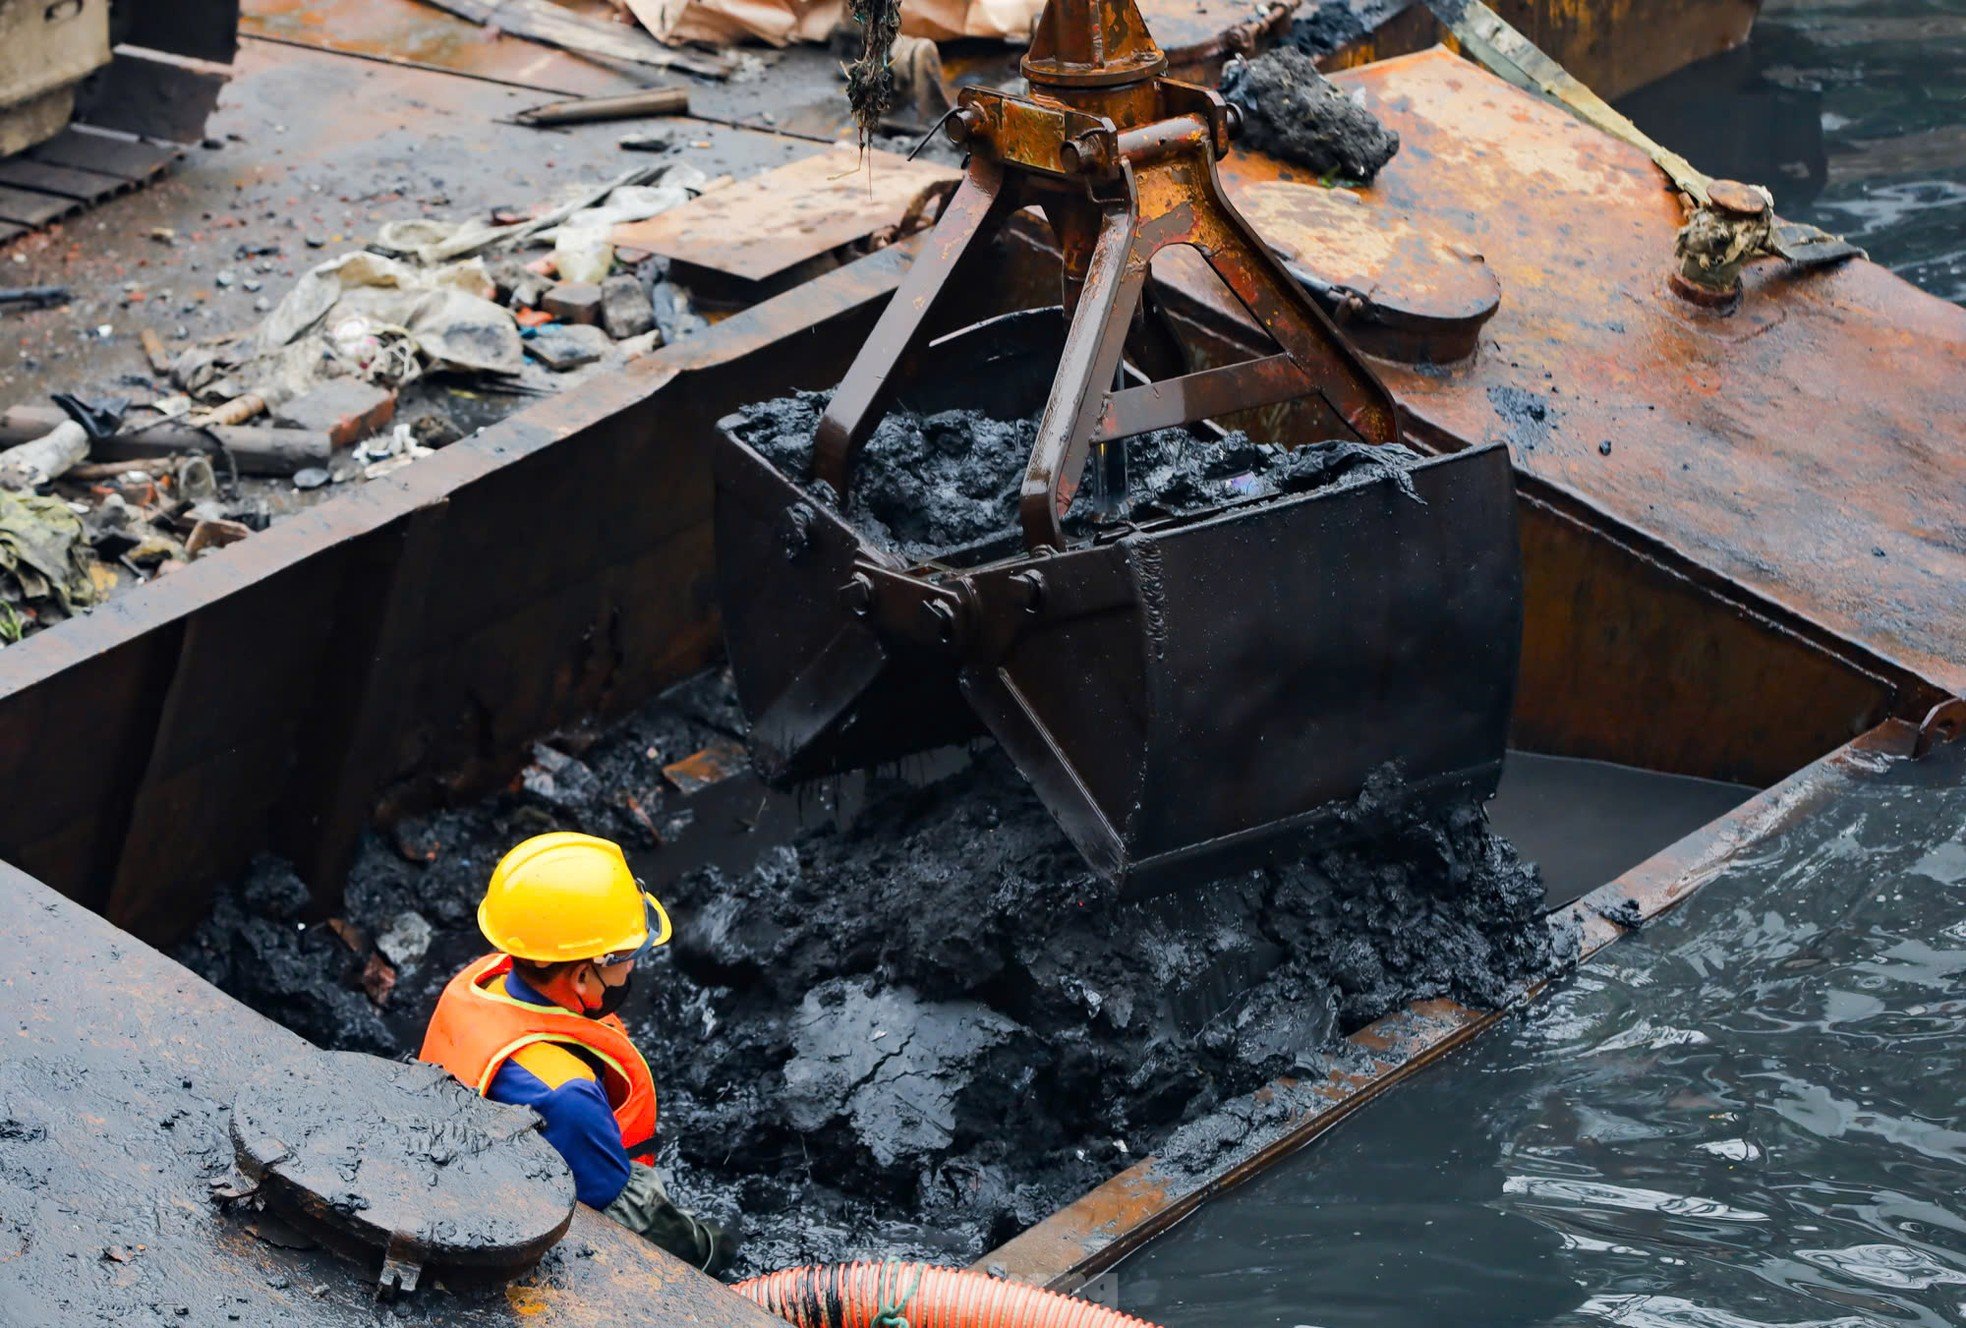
left=588, top=966, right=634, bottom=1020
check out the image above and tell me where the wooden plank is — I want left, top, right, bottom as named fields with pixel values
left=614, top=146, right=958, bottom=282
left=0, top=185, right=78, bottom=228
left=0, top=158, right=124, bottom=202
left=27, top=127, right=178, bottom=181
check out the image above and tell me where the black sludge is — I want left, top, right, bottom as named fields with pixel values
left=1219, top=48, right=1401, bottom=182
left=732, top=390, right=1426, bottom=563
left=184, top=670, right=1575, bottom=1279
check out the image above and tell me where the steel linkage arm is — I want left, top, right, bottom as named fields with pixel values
left=1017, top=120, right=1403, bottom=549
left=812, top=158, right=1020, bottom=496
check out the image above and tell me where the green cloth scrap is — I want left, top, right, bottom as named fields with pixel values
left=0, top=489, right=98, bottom=616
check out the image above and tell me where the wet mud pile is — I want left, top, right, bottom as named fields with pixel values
left=1219, top=48, right=1400, bottom=182
left=734, top=392, right=1424, bottom=562
left=184, top=675, right=1574, bottom=1278
left=176, top=674, right=749, bottom=1058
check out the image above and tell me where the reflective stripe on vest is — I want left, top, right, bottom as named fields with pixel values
left=419, top=953, right=658, bottom=1165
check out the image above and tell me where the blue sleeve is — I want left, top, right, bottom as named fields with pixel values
left=487, top=1060, right=634, bottom=1210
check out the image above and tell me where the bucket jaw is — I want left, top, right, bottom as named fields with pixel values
left=713, top=317, right=1523, bottom=892
left=959, top=444, right=1522, bottom=887
left=713, top=0, right=1523, bottom=888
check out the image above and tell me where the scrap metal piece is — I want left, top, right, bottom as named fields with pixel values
left=612, top=147, right=959, bottom=286
left=377, top=1237, right=423, bottom=1300
left=663, top=737, right=750, bottom=796
left=0, top=285, right=70, bottom=311
left=1769, top=219, right=1866, bottom=268
left=1914, top=698, right=1966, bottom=760
left=514, top=86, right=690, bottom=126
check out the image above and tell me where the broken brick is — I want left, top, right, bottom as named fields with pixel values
left=600, top=274, right=655, bottom=340
left=542, top=282, right=604, bottom=326
left=273, top=379, right=396, bottom=449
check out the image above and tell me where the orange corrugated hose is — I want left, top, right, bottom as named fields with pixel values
left=733, top=1261, right=1167, bottom=1328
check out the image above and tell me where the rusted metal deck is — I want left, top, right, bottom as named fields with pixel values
left=1250, top=50, right=1966, bottom=707
left=1315, top=0, right=1762, bottom=100
left=0, top=29, right=1960, bottom=1320
left=1143, top=48, right=1966, bottom=785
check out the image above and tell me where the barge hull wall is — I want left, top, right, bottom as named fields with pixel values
left=0, top=247, right=919, bottom=944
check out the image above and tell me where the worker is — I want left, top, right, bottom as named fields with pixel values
left=420, top=831, right=736, bottom=1274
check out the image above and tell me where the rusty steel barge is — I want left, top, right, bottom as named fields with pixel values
left=2, top=3, right=1962, bottom=1322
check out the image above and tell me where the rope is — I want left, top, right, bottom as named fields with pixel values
left=872, top=1258, right=928, bottom=1328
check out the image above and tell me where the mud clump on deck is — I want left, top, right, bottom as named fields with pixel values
left=734, top=392, right=1424, bottom=562
left=1220, top=48, right=1400, bottom=182
left=185, top=676, right=1574, bottom=1277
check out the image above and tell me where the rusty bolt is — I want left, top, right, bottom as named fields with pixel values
left=1059, top=131, right=1110, bottom=177
left=1707, top=179, right=1771, bottom=219
left=1009, top=568, right=1046, bottom=614
left=839, top=573, right=874, bottom=618
left=946, top=107, right=982, bottom=147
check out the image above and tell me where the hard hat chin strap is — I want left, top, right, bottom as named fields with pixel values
left=528, top=957, right=636, bottom=1020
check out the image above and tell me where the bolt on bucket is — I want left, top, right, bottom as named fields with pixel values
left=712, top=310, right=1523, bottom=891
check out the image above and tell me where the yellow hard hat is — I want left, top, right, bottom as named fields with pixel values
left=478, top=832, right=673, bottom=964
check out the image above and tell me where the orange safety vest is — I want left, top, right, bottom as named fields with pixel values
left=420, top=953, right=658, bottom=1165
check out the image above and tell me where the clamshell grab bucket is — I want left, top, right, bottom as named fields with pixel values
left=712, top=312, right=1523, bottom=890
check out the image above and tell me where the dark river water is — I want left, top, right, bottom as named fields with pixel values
left=1619, top=0, right=1966, bottom=305
left=1119, top=737, right=1966, bottom=1328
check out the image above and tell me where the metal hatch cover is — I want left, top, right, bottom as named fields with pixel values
left=230, top=1052, right=577, bottom=1295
